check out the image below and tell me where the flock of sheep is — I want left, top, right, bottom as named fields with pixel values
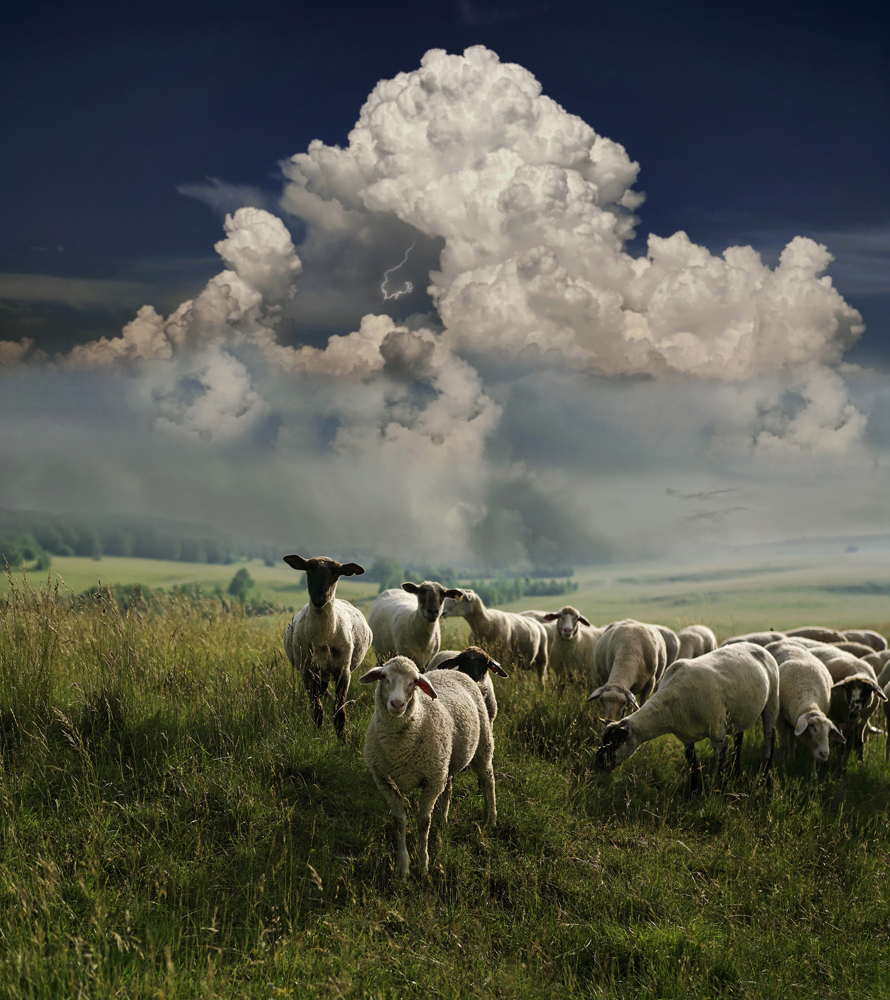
left=281, top=554, right=890, bottom=878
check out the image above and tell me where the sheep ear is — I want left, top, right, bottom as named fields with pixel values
left=587, top=687, right=604, bottom=702
left=444, top=589, right=465, bottom=600
left=871, top=682, right=888, bottom=701
left=828, top=722, right=846, bottom=743
left=624, top=689, right=639, bottom=710
left=578, top=616, right=592, bottom=627
left=542, top=613, right=559, bottom=621
left=794, top=714, right=810, bottom=737
left=415, top=675, right=437, bottom=699
left=402, top=582, right=420, bottom=594
left=488, top=659, right=508, bottom=677
left=359, top=668, right=386, bottom=684
left=435, top=657, right=461, bottom=670
left=339, top=562, right=365, bottom=577
left=283, top=554, right=309, bottom=571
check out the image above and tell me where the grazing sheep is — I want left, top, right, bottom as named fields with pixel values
left=883, top=679, right=890, bottom=763
left=677, top=625, right=718, bottom=659
left=360, top=656, right=496, bottom=878
left=426, top=646, right=507, bottom=724
left=442, top=591, right=550, bottom=683
left=368, top=582, right=465, bottom=668
left=721, top=631, right=786, bottom=648
left=654, top=625, right=681, bottom=666
left=587, top=619, right=667, bottom=723
left=878, top=660, right=890, bottom=691
left=594, top=643, right=779, bottom=795
left=538, top=607, right=605, bottom=693
left=520, top=610, right=559, bottom=649
left=282, top=554, right=372, bottom=739
left=824, top=662, right=887, bottom=762
left=841, top=629, right=888, bottom=652
left=785, top=626, right=847, bottom=644
left=863, top=650, right=890, bottom=675
left=775, top=654, right=845, bottom=766
left=834, top=641, right=879, bottom=658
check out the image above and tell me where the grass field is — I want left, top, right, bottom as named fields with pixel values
left=1, top=563, right=889, bottom=998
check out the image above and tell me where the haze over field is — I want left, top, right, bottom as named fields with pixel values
left=2, top=4, right=888, bottom=567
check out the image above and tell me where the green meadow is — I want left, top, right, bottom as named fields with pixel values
left=1, top=556, right=888, bottom=999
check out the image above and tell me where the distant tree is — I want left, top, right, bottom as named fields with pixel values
left=366, top=556, right=405, bottom=593
left=227, top=567, right=255, bottom=600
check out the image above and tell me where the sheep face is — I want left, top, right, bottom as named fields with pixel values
left=794, top=712, right=845, bottom=763
left=403, top=582, right=466, bottom=624
left=441, top=591, right=475, bottom=619
left=595, top=720, right=639, bottom=772
left=283, top=554, right=365, bottom=609
left=544, top=606, right=591, bottom=640
left=588, top=683, right=639, bottom=723
left=359, top=658, right=437, bottom=716
left=833, top=676, right=888, bottom=722
left=434, top=646, right=507, bottom=681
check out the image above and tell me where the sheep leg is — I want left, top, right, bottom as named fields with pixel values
left=712, top=737, right=727, bottom=789
left=685, top=743, right=702, bottom=797
left=416, top=780, right=446, bottom=875
left=471, top=760, right=497, bottom=828
left=332, top=670, right=350, bottom=741
left=732, top=731, right=744, bottom=775
left=435, top=776, right=454, bottom=826
left=374, top=775, right=411, bottom=878
left=303, top=669, right=325, bottom=729
left=760, top=709, right=776, bottom=790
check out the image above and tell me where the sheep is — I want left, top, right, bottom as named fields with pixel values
left=677, top=624, right=718, bottom=659
left=785, top=626, right=847, bottom=644
left=587, top=619, right=667, bottom=723
left=863, top=650, right=890, bottom=675
left=441, top=590, right=550, bottom=683
left=721, top=631, right=786, bottom=648
left=282, top=554, right=372, bottom=739
left=654, top=625, right=681, bottom=666
left=536, top=607, right=605, bottom=694
left=775, top=654, right=845, bottom=767
left=426, top=646, right=507, bottom=724
left=368, top=581, right=465, bottom=668
left=883, top=679, right=890, bottom=763
left=823, top=658, right=887, bottom=762
left=359, top=656, right=496, bottom=878
left=841, top=629, right=888, bottom=652
left=834, top=641, right=881, bottom=658
left=520, top=610, right=559, bottom=647
left=594, top=642, right=779, bottom=795
left=878, top=659, right=890, bottom=691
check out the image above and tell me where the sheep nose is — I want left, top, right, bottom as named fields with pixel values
left=388, top=698, right=405, bottom=714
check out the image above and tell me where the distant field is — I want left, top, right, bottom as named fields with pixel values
left=3, top=549, right=889, bottom=638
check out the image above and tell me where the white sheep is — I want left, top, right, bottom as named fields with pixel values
left=883, top=679, right=890, bottom=763
left=775, top=654, right=845, bottom=766
left=824, top=661, right=887, bottom=762
left=677, top=625, right=718, bottom=659
left=360, top=656, right=496, bottom=878
left=368, top=581, right=465, bottom=668
left=441, top=591, right=550, bottom=684
left=587, top=619, right=667, bottom=723
left=878, top=660, right=890, bottom=691
left=519, top=610, right=559, bottom=649
left=282, top=554, right=372, bottom=739
left=721, top=630, right=786, bottom=647
left=785, top=626, right=847, bottom=643
left=426, top=646, right=507, bottom=724
left=654, top=625, right=681, bottom=666
left=594, top=642, right=779, bottom=795
left=537, top=607, right=604, bottom=693
left=863, top=650, right=890, bottom=675
left=841, top=629, right=888, bottom=652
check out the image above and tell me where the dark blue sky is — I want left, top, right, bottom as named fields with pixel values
left=2, top=0, right=888, bottom=363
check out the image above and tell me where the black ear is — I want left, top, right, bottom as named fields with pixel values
left=283, top=554, right=309, bottom=571
left=435, top=657, right=461, bottom=670
left=339, top=563, right=365, bottom=577
left=444, top=588, right=466, bottom=600
left=402, top=582, right=420, bottom=594
left=543, top=613, right=559, bottom=621
left=578, top=615, right=591, bottom=627
left=488, top=660, right=508, bottom=677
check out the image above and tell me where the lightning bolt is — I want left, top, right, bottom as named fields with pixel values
left=381, top=241, right=415, bottom=302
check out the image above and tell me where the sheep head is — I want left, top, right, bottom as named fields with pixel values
left=402, top=581, right=467, bottom=624
left=283, top=553, right=365, bottom=609
left=434, top=645, right=508, bottom=681
left=359, top=656, right=437, bottom=716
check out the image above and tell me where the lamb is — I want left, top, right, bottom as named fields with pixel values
left=360, top=656, right=496, bottom=878
left=587, top=619, right=667, bottom=723
left=594, top=643, right=779, bottom=795
left=368, top=581, right=465, bottom=668
left=775, top=653, right=845, bottom=766
left=282, top=554, right=372, bottom=739
left=538, top=607, right=605, bottom=693
left=441, top=591, right=550, bottom=683
left=841, top=629, right=888, bottom=652
left=426, top=646, right=507, bottom=724
left=677, top=625, right=718, bottom=659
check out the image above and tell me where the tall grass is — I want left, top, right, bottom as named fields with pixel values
left=1, top=577, right=888, bottom=998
